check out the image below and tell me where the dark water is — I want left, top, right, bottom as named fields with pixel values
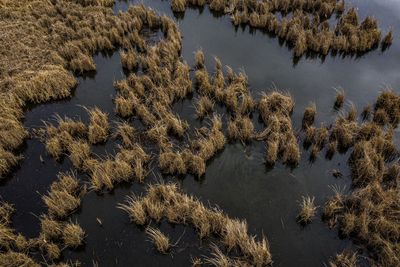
left=2, top=0, right=400, bottom=266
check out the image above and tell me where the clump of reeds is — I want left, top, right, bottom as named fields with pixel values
left=87, top=107, right=109, bottom=144
left=119, top=183, right=272, bottom=266
left=67, top=140, right=91, bottom=169
left=159, top=151, right=186, bottom=175
left=171, top=0, right=186, bottom=12
left=120, top=50, right=138, bottom=71
left=381, top=30, right=393, bottom=48
left=328, top=250, right=358, bottom=267
left=297, top=195, right=317, bottom=225
left=227, top=115, right=254, bottom=143
left=302, top=102, right=316, bottom=129
left=0, top=251, right=39, bottom=267
left=194, top=49, right=205, bottom=69
left=0, top=147, right=22, bottom=178
left=146, top=227, right=171, bottom=254
left=361, top=104, right=371, bottom=121
left=62, top=221, right=85, bottom=248
left=195, top=96, right=214, bottom=119
left=43, top=172, right=81, bottom=219
left=374, top=90, right=400, bottom=126
left=114, top=122, right=136, bottom=148
left=334, top=89, right=345, bottom=110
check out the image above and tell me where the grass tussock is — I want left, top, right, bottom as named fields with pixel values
left=297, top=195, right=317, bottom=225
left=302, top=102, right=316, bottom=129
left=171, top=0, right=186, bottom=13
left=62, top=221, right=85, bottom=248
left=334, top=89, right=345, bottom=110
left=43, top=172, right=82, bottom=219
left=87, top=107, right=109, bottom=144
left=195, top=96, right=214, bottom=119
left=227, top=115, right=254, bottom=143
left=257, top=91, right=300, bottom=166
left=328, top=250, right=358, bottom=267
left=146, top=227, right=171, bottom=254
left=0, top=251, right=39, bottom=267
left=114, top=122, right=137, bottom=148
left=119, top=183, right=272, bottom=265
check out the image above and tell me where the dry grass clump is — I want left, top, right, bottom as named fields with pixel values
left=146, top=227, right=171, bottom=254
left=334, top=89, right=345, bottom=110
left=119, top=183, right=272, bottom=265
left=67, top=140, right=91, bottom=169
left=193, top=115, right=226, bottom=161
left=381, top=30, right=393, bottom=48
left=374, top=90, right=400, bottom=127
left=195, top=96, right=214, bottom=119
left=171, top=0, right=186, bottom=12
left=120, top=50, right=138, bottom=71
left=302, top=102, right=316, bottom=129
left=0, top=147, right=22, bottom=178
left=194, top=49, right=205, bottom=69
left=257, top=91, right=300, bottom=166
left=114, top=122, right=136, bottom=148
left=159, top=151, right=187, bottom=175
left=87, top=107, right=109, bottom=144
left=182, top=149, right=206, bottom=177
left=227, top=115, right=254, bottom=143
left=328, top=250, right=358, bottom=267
left=0, top=251, right=39, bottom=267
left=297, top=195, right=317, bottom=225
left=43, top=172, right=82, bottom=219
left=62, top=221, right=85, bottom=248
left=324, top=182, right=400, bottom=266
left=329, top=118, right=359, bottom=151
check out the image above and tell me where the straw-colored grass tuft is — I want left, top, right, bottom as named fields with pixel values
left=62, top=222, right=85, bottom=248
left=87, top=107, right=109, bottom=144
left=297, top=195, right=317, bottom=225
left=328, top=250, right=358, bottom=267
left=146, top=227, right=171, bottom=254
left=195, top=96, right=214, bottom=119
left=302, top=102, right=316, bottom=129
left=334, top=90, right=345, bottom=110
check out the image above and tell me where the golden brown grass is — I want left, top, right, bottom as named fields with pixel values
left=67, top=140, right=91, bottom=169
left=171, top=0, right=186, bottom=12
left=119, top=183, right=272, bottom=266
left=328, top=250, right=358, bottom=267
left=297, top=195, right=317, bottom=225
left=195, top=96, right=214, bottom=119
left=334, top=89, right=345, bottom=110
left=114, top=122, right=137, bottom=148
left=159, top=151, right=187, bottom=175
left=87, top=107, right=109, bottom=144
left=43, top=189, right=81, bottom=219
left=0, top=251, right=39, bottom=267
left=62, top=221, right=85, bottom=248
left=146, top=227, right=171, bottom=254
left=302, top=102, right=316, bottom=129
left=120, top=50, right=138, bottom=71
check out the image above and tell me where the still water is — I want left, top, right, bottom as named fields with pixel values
left=2, top=0, right=400, bottom=266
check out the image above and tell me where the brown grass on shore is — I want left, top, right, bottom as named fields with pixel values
left=374, top=90, right=400, bottom=127
left=146, top=227, right=171, bottom=254
left=194, top=49, right=205, bottom=69
left=159, top=151, right=187, bottom=175
left=0, top=148, right=22, bottom=178
left=87, top=107, right=109, bottom=144
left=121, top=50, right=138, bottom=71
left=118, top=195, right=147, bottom=225
left=171, top=0, right=186, bottom=12
left=119, top=183, right=272, bottom=265
left=67, top=140, right=91, bottom=169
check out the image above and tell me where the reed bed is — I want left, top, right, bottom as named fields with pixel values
left=302, top=102, right=316, bottom=129
left=166, top=0, right=390, bottom=57
left=119, top=183, right=272, bottom=266
left=322, top=91, right=400, bottom=266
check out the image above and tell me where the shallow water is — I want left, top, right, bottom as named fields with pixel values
left=2, top=0, right=400, bottom=266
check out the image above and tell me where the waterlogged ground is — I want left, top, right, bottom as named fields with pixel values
left=2, top=0, right=400, bottom=266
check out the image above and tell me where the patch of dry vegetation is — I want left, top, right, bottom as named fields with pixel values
left=167, top=0, right=391, bottom=57
left=322, top=91, right=400, bottom=266
left=119, top=183, right=272, bottom=265
left=297, top=195, right=317, bottom=225
left=257, top=91, right=300, bottom=166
